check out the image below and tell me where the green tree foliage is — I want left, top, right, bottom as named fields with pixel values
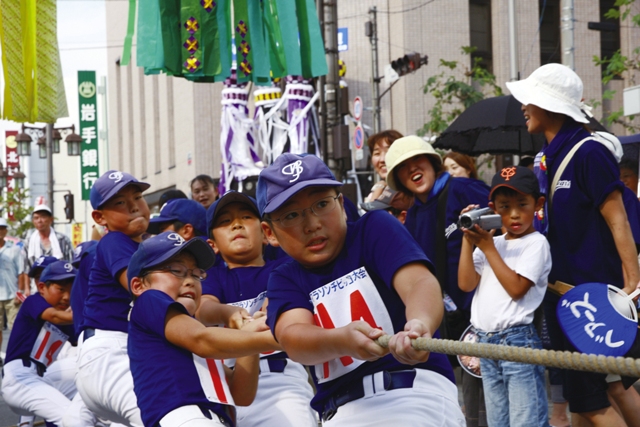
left=418, top=46, right=503, bottom=137
left=0, top=188, right=35, bottom=238
left=592, top=0, right=640, bottom=131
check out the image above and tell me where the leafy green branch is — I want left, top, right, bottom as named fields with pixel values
left=0, top=188, right=35, bottom=238
left=418, top=46, right=503, bottom=137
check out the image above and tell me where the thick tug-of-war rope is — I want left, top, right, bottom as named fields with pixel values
left=375, top=336, right=640, bottom=378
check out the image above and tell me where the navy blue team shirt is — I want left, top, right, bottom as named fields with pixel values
left=129, top=290, right=233, bottom=427
left=82, top=231, right=139, bottom=333
left=5, top=293, right=75, bottom=364
left=404, top=173, right=490, bottom=311
left=266, top=210, right=454, bottom=414
left=539, top=120, right=626, bottom=287
left=70, top=243, right=97, bottom=338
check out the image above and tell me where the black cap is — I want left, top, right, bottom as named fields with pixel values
left=489, top=166, right=540, bottom=199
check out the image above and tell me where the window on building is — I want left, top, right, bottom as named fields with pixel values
left=600, top=0, right=621, bottom=77
left=469, top=0, right=492, bottom=71
left=539, top=0, right=561, bottom=65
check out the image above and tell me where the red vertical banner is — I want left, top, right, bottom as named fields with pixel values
left=5, top=131, right=19, bottom=192
left=5, top=131, right=20, bottom=219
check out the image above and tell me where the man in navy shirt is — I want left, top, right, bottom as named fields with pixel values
left=259, top=153, right=464, bottom=426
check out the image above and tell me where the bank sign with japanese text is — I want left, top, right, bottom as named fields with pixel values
left=78, top=71, right=99, bottom=200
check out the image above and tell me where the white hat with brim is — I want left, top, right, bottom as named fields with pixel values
left=33, top=204, right=52, bottom=215
left=385, top=135, right=442, bottom=192
left=0, top=218, right=7, bottom=227
left=506, top=63, right=589, bottom=124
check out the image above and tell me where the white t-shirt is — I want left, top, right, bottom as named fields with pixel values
left=470, top=232, right=551, bottom=332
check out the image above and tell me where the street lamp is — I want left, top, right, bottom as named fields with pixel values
left=14, top=123, right=83, bottom=214
left=12, top=171, right=25, bottom=189
left=16, top=124, right=82, bottom=158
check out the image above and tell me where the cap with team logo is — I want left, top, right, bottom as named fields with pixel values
left=127, top=231, right=216, bottom=285
left=29, top=256, right=59, bottom=278
left=257, top=153, right=342, bottom=215
left=40, top=260, right=78, bottom=283
left=90, top=170, right=151, bottom=209
left=147, top=199, right=207, bottom=236
left=489, top=166, right=540, bottom=200
left=206, top=191, right=259, bottom=233
left=72, top=241, right=98, bottom=267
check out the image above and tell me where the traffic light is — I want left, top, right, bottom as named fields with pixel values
left=64, top=193, right=74, bottom=222
left=390, top=52, right=428, bottom=77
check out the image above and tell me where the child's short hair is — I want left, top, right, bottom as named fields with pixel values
left=384, top=136, right=444, bottom=195
left=90, top=170, right=150, bottom=210
left=489, top=166, right=541, bottom=201
left=257, top=153, right=342, bottom=217
left=206, top=191, right=260, bottom=236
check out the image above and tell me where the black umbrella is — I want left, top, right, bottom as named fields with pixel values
left=433, top=95, right=608, bottom=155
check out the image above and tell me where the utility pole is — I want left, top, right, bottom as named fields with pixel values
left=367, top=6, right=381, bottom=134
left=507, top=0, right=518, bottom=81
left=46, top=123, right=54, bottom=215
left=319, top=0, right=342, bottom=178
left=561, top=0, right=575, bottom=70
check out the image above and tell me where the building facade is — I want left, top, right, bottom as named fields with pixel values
left=105, top=0, right=640, bottom=207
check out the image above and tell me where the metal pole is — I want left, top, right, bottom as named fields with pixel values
left=317, top=0, right=328, bottom=165
left=46, top=123, right=54, bottom=217
left=508, top=0, right=518, bottom=81
left=561, top=0, right=575, bottom=70
left=323, top=0, right=341, bottom=178
left=369, top=6, right=381, bottom=134
left=99, top=75, right=110, bottom=171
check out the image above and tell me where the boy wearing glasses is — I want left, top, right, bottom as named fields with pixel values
left=76, top=170, right=151, bottom=426
left=197, top=191, right=317, bottom=426
left=259, top=154, right=464, bottom=426
left=127, top=231, right=278, bottom=427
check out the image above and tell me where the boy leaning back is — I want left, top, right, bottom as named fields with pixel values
left=75, top=170, right=151, bottom=426
left=127, top=231, right=279, bottom=427
left=458, top=166, right=551, bottom=427
left=259, top=153, right=465, bottom=426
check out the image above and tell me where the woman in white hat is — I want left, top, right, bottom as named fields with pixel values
left=508, top=63, right=640, bottom=427
left=385, top=135, right=490, bottom=427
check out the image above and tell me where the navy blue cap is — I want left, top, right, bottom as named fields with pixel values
left=40, top=260, right=77, bottom=283
left=206, top=191, right=259, bottom=233
left=72, top=241, right=98, bottom=267
left=489, top=166, right=540, bottom=200
left=29, top=256, right=58, bottom=278
left=148, top=199, right=207, bottom=236
left=127, top=231, right=216, bottom=285
left=90, top=170, right=150, bottom=209
left=257, top=154, right=342, bottom=215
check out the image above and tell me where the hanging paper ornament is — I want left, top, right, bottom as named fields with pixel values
left=254, top=84, right=288, bottom=165
left=219, top=71, right=264, bottom=194
left=285, top=75, right=321, bottom=156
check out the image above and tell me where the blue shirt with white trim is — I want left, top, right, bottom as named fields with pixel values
left=539, top=120, right=625, bottom=287
left=266, top=210, right=454, bottom=414
left=128, top=290, right=233, bottom=427
left=82, top=231, right=139, bottom=333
